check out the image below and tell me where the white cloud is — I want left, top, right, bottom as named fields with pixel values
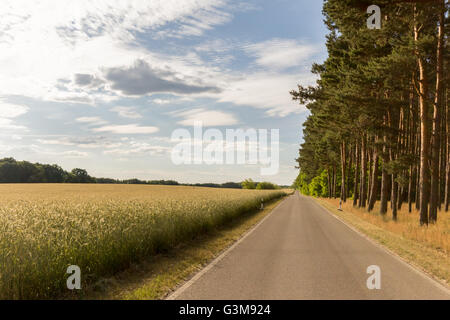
left=0, top=102, right=29, bottom=118
left=62, top=150, right=89, bottom=158
left=37, top=136, right=122, bottom=149
left=244, top=39, right=320, bottom=70
left=75, top=117, right=108, bottom=125
left=0, top=0, right=232, bottom=101
left=93, top=124, right=159, bottom=134
left=174, top=108, right=238, bottom=126
left=105, top=143, right=170, bottom=156
left=0, top=118, right=27, bottom=130
left=110, top=106, right=142, bottom=119
left=0, top=102, right=29, bottom=130
left=217, top=72, right=314, bottom=117
left=153, top=99, right=172, bottom=105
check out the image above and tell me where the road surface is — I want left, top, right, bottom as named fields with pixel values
left=169, top=192, right=450, bottom=300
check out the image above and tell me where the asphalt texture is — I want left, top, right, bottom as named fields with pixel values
left=169, top=192, right=450, bottom=300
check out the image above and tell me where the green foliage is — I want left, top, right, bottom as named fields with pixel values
left=241, top=178, right=256, bottom=189
left=255, top=182, right=279, bottom=190
left=308, top=170, right=329, bottom=197
left=295, top=170, right=329, bottom=197
left=0, top=158, right=69, bottom=183
left=0, top=158, right=241, bottom=188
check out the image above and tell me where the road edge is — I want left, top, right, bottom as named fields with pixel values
left=309, top=195, right=450, bottom=296
left=165, top=194, right=291, bottom=300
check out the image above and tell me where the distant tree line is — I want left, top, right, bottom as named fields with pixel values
left=291, top=0, right=449, bottom=225
left=0, top=158, right=283, bottom=189
left=241, top=178, right=280, bottom=190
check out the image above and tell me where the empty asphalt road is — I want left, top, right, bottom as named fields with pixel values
left=169, top=192, right=450, bottom=300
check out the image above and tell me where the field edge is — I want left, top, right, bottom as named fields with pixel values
left=78, top=193, right=291, bottom=300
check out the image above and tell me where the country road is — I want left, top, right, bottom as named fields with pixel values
left=168, top=192, right=450, bottom=300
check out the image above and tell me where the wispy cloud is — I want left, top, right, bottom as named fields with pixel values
left=110, top=106, right=142, bottom=119
left=173, top=108, right=239, bottom=126
left=61, top=150, right=89, bottom=158
left=92, top=124, right=159, bottom=134
left=244, top=39, right=320, bottom=70
left=0, top=102, right=29, bottom=130
left=104, top=142, right=170, bottom=156
left=37, top=136, right=122, bottom=149
left=75, top=117, right=108, bottom=126
left=218, top=72, right=314, bottom=117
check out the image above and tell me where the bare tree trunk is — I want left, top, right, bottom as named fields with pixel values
left=333, top=164, right=337, bottom=199
left=429, top=0, right=444, bottom=223
left=347, top=145, right=353, bottom=200
left=445, top=88, right=449, bottom=212
left=415, top=9, right=430, bottom=225
left=392, top=174, right=398, bottom=220
left=408, top=81, right=415, bottom=213
left=368, top=146, right=379, bottom=212
left=368, top=145, right=373, bottom=204
left=398, top=185, right=404, bottom=210
left=340, top=140, right=347, bottom=202
left=408, top=164, right=413, bottom=213
left=359, top=136, right=367, bottom=208
left=353, top=142, right=360, bottom=206
left=380, top=114, right=389, bottom=215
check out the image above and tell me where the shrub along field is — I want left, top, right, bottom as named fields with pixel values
left=0, top=184, right=286, bottom=299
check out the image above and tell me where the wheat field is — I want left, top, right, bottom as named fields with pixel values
left=0, top=184, right=286, bottom=299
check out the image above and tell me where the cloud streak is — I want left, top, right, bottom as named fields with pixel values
left=92, top=124, right=159, bottom=134
left=110, top=106, right=142, bottom=119
left=173, top=108, right=239, bottom=127
left=244, top=39, right=320, bottom=70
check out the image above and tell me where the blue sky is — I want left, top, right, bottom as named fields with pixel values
left=0, top=0, right=327, bottom=185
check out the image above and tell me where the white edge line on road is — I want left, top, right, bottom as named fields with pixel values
left=165, top=194, right=290, bottom=300
left=309, top=195, right=450, bottom=295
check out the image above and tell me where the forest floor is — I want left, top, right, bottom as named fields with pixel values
left=315, top=198, right=450, bottom=286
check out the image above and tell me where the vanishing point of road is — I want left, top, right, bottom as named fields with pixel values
left=168, top=192, right=450, bottom=300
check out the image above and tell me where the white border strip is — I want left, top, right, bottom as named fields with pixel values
left=165, top=195, right=290, bottom=300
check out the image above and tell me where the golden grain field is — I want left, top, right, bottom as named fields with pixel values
left=0, top=184, right=286, bottom=299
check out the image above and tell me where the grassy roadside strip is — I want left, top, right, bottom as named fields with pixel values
left=313, top=197, right=450, bottom=287
left=82, top=193, right=291, bottom=300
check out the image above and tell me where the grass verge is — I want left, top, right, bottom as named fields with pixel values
left=78, top=195, right=289, bottom=300
left=313, top=197, right=450, bottom=287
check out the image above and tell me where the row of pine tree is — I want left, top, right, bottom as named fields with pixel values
left=291, top=0, right=448, bottom=225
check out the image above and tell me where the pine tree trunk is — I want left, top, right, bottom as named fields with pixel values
left=429, top=0, right=444, bottom=223
left=392, top=174, right=398, bottom=220
left=359, top=136, right=367, bottom=208
left=445, top=88, right=449, bottom=212
left=415, top=9, right=430, bottom=225
left=408, top=81, right=415, bottom=213
left=408, top=164, right=413, bottom=213
left=368, top=146, right=379, bottom=212
left=347, top=146, right=352, bottom=200
left=380, top=114, right=389, bottom=215
left=353, top=142, right=360, bottom=206
left=333, top=164, right=337, bottom=199
left=368, top=146, right=373, bottom=204
left=340, top=140, right=347, bottom=202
